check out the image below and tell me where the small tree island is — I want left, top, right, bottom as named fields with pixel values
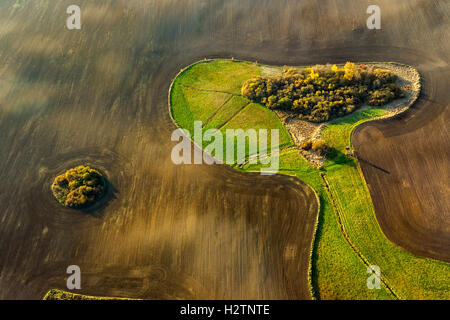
left=51, top=165, right=106, bottom=208
left=242, top=62, right=404, bottom=123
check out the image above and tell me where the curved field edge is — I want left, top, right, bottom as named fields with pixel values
left=168, top=59, right=382, bottom=299
left=244, top=62, right=449, bottom=299
left=241, top=152, right=392, bottom=300
left=169, top=59, right=450, bottom=300
left=168, top=59, right=388, bottom=300
left=168, top=59, right=321, bottom=300
left=319, top=69, right=449, bottom=300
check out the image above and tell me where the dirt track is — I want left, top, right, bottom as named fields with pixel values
left=0, top=0, right=449, bottom=299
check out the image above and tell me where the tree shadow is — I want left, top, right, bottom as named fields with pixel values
left=356, top=155, right=390, bottom=174
left=325, top=147, right=357, bottom=168
left=77, top=178, right=119, bottom=218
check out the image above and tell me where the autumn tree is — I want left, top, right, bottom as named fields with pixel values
left=241, top=63, right=403, bottom=123
left=344, top=62, right=357, bottom=81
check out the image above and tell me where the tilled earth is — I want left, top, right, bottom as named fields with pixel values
left=0, top=0, right=448, bottom=299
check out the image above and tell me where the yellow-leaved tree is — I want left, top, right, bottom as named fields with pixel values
left=344, top=62, right=356, bottom=81
left=309, top=68, right=319, bottom=80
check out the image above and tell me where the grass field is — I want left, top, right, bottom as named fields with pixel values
left=203, top=96, right=249, bottom=130
left=170, top=59, right=293, bottom=164
left=320, top=110, right=450, bottom=299
left=170, top=59, right=450, bottom=300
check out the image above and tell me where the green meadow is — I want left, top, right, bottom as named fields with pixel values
left=169, top=59, right=450, bottom=300
left=170, top=59, right=292, bottom=164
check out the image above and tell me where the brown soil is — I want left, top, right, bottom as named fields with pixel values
left=0, top=0, right=448, bottom=300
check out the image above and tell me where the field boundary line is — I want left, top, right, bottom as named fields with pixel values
left=320, top=173, right=403, bottom=300
left=216, top=102, right=251, bottom=130
left=234, top=145, right=297, bottom=169
left=307, top=184, right=321, bottom=300
left=203, top=94, right=235, bottom=127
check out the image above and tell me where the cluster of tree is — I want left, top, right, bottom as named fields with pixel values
left=51, top=165, right=105, bottom=208
left=242, top=63, right=404, bottom=122
left=301, top=138, right=328, bottom=156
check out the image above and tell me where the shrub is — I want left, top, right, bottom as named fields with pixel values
left=51, top=165, right=105, bottom=208
left=312, top=139, right=328, bottom=155
left=373, top=69, right=396, bottom=83
left=301, top=139, right=313, bottom=150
